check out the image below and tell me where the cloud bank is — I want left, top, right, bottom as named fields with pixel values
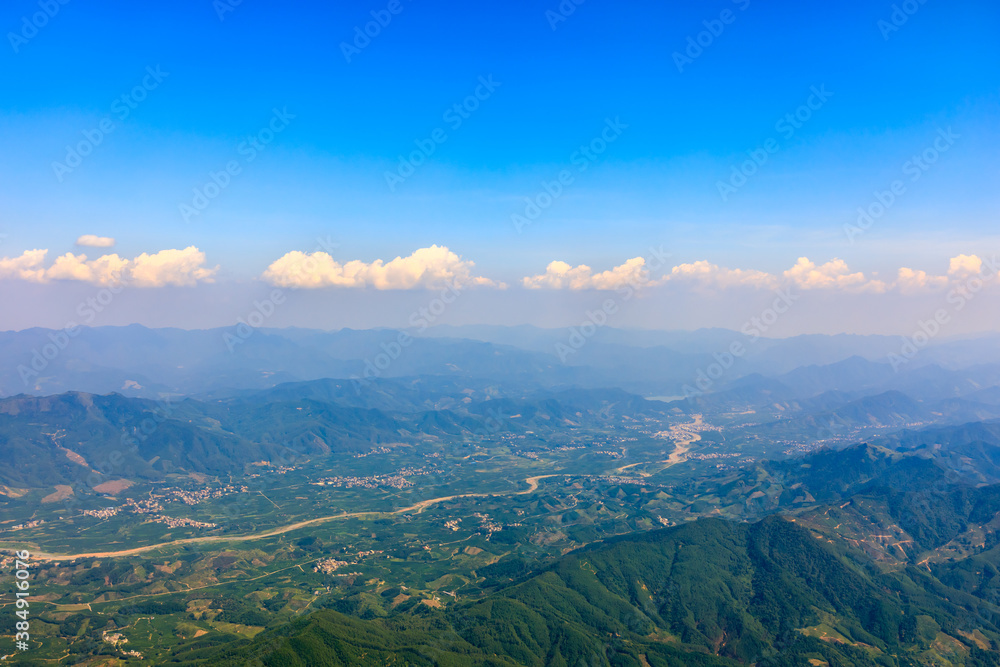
left=522, top=257, right=654, bottom=290
left=0, top=246, right=217, bottom=287
left=523, top=254, right=997, bottom=293
left=3, top=244, right=994, bottom=297
left=262, top=245, right=504, bottom=289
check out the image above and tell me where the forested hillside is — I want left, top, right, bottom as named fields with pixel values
left=190, top=516, right=1000, bottom=666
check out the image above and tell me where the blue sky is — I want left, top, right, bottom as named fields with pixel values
left=1, top=0, right=999, bottom=332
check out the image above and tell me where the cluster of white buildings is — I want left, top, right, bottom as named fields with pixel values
left=148, top=515, right=217, bottom=529
left=311, top=468, right=427, bottom=490
left=313, top=558, right=350, bottom=574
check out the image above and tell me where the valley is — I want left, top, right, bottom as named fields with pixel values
left=4, top=328, right=1000, bottom=664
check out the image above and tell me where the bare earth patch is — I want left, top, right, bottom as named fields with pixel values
left=42, top=485, right=74, bottom=504
left=93, top=479, right=134, bottom=494
left=59, top=447, right=91, bottom=468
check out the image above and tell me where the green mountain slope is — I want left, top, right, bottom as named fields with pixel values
left=0, top=391, right=473, bottom=488
left=187, top=516, right=1000, bottom=666
left=0, top=384, right=672, bottom=489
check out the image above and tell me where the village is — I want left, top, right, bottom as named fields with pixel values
left=311, top=467, right=427, bottom=489
left=148, top=515, right=217, bottom=529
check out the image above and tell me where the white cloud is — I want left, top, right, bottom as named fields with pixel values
left=783, top=257, right=886, bottom=292
left=522, top=257, right=654, bottom=290
left=680, top=254, right=990, bottom=294
left=129, top=247, right=218, bottom=287
left=0, top=246, right=216, bottom=287
left=523, top=256, right=887, bottom=292
left=948, top=254, right=983, bottom=277
left=896, top=267, right=949, bottom=293
left=0, top=249, right=48, bottom=283
left=76, top=235, right=116, bottom=248
left=262, top=245, right=504, bottom=289
left=522, top=261, right=591, bottom=290
left=522, top=255, right=922, bottom=293
left=893, top=255, right=996, bottom=293
left=667, top=260, right=777, bottom=289
left=46, top=252, right=130, bottom=285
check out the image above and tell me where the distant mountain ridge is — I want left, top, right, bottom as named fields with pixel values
left=0, top=382, right=673, bottom=490
left=5, top=325, right=1000, bottom=401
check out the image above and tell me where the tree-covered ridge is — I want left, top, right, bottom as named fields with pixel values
left=192, top=516, right=1000, bottom=666
left=0, top=384, right=672, bottom=489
